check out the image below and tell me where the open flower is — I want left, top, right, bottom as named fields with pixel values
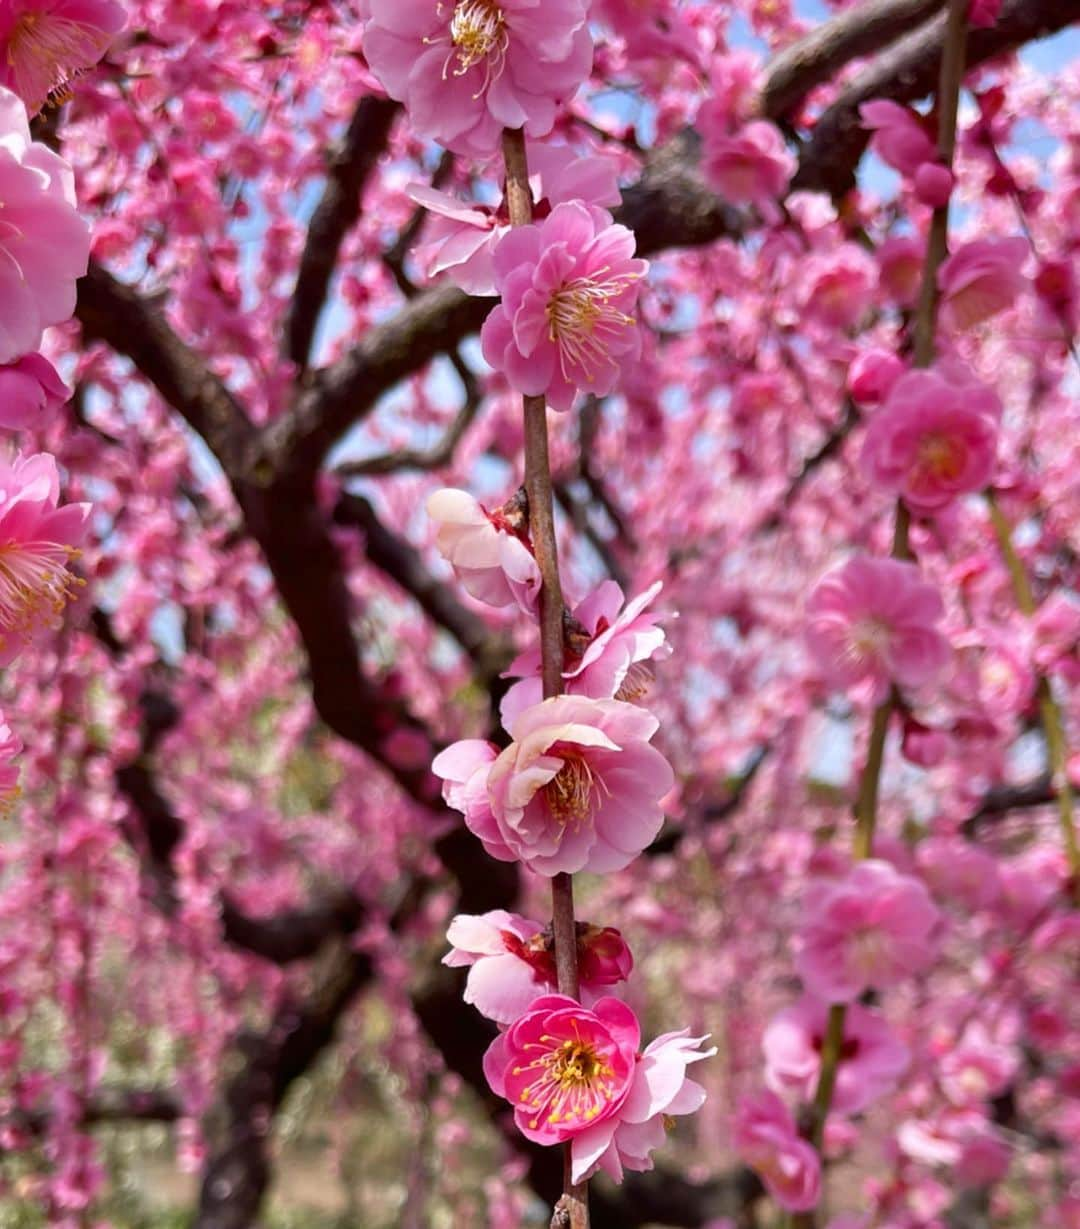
left=702, top=120, right=794, bottom=206
left=0, top=0, right=124, bottom=115
left=481, top=202, right=648, bottom=412
left=860, top=367, right=1000, bottom=513
left=937, top=237, right=1028, bottom=332
left=860, top=100, right=936, bottom=178
left=363, top=0, right=592, bottom=158
left=0, top=87, right=89, bottom=364
left=433, top=695, right=674, bottom=876
left=443, top=910, right=632, bottom=1024
left=0, top=352, right=69, bottom=429
left=796, top=860, right=942, bottom=1003
left=734, top=1090, right=822, bottom=1212
left=805, top=556, right=951, bottom=704
left=0, top=451, right=89, bottom=664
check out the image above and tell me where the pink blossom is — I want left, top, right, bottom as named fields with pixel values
left=426, top=487, right=540, bottom=613
left=802, top=247, right=876, bottom=330
left=480, top=202, right=648, bottom=412
left=433, top=695, right=674, bottom=876
left=763, top=997, right=910, bottom=1114
left=0, top=0, right=124, bottom=115
left=877, top=235, right=925, bottom=308
left=0, top=352, right=69, bottom=429
left=796, top=859, right=941, bottom=1003
left=0, top=452, right=89, bottom=665
left=968, top=0, right=1003, bottom=30
left=848, top=349, right=905, bottom=407
left=937, top=237, right=1028, bottom=332
left=0, top=717, right=21, bottom=817
left=571, top=1029, right=715, bottom=1184
left=363, top=0, right=592, bottom=158
left=805, top=556, right=951, bottom=704
left=913, top=162, right=954, bottom=208
left=702, top=120, right=794, bottom=207
left=860, top=367, right=1000, bottom=513
left=443, top=910, right=632, bottom=1024
left=734, top=1090, right=822, bottom=1212
left=939, top=1025, right=1019, bottom=1106
left=501, top=580, right=669, bottom=724
left=860, top=100, right=936, bottom=178
left=0, top=87, right=89, bottom=363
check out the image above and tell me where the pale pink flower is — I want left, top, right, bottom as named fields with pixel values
left=860, top=367, right=1000, bottom=513
left=481, top=202, right=648, bottom=412
left=363, top=0, right=592, bottom=158
left=805, top=556, right=951, bottom=704
left=433, top=695, right=674, bottom=876
left=734, top=1090, right=822, bottom=1212
left=0, top=717, right=22, bottom=817
left=796, top=860, right=941, bottom=1003
left=0, top=352, right=69, bottom=428
left=939, top=1025, right=1019, bottom=1106
left=847, top=349, right=905, bottom=406
left=501, top=580, right=669, bottom=725
left=937, top=237, right=1028, bottom=332
left=860, top=100, right=936, bottom=178
left=0, top=87, right=89, bottom=363
left=443, top=910, right=632, bottom=1024
left=763, top=997, right=910, bottom=1114
left=426, top=487, right=540, bottom=613
left=702, top=120, right=794, bottom=207
left=571, top=1028, right=715, bottom=1184
left=409, top=143, right=622, bottom=296
left=0, top=0, right=124, bottom=115
left=0, top=451, right=89, bottom=664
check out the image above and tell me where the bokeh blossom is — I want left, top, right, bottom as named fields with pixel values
left=735, top=1090, right=822, bottom=1212
left=0, top=352, right=69, bottom=429
left=937, top=237, right=1028, bottom=332
left=702, top=120, right=794, bottom=206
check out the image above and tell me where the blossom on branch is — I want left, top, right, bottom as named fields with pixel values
left=0, top=352, right=70, bottom=429
left=734, top=1089, right=822, bottom=1212
left=937, top=237, right=1028, bottom=332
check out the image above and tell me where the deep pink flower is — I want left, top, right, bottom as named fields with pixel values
left=968, top=0, right=1003, bottom=25
left=847, top=349, right=906, bottom=407
left=443, top=910, right=632, bottom=1024
left=796, top=859, right=941, bottom=1003
left=734, top=1090, right=822, bottom=1212
left=702, top=120, right=794, bottom=207
left=913, top=161, right=954, bottom=208
left=0, top=352, right=69, bottom=429
left=426, top=487, right=540, bottom=613
left=0, top=717, right=22, bottom=817
left=481, top=202, right=648, bottom=412
left=363, top=0, right=592, bottom=158
left=805, top=556, right=951, bottom=704
left=937, top=237, right=1028, bottom=332
left=0, top=87, right=89, bottom=364
left=0, top=0, right=124, bottom=115
left=501, top=580, right=669, bottom=725
left=483, top=994, right=639, bottom=1145
left=860, top=367, right=1000, bottom=512
left=0, top=452, right=89, bottom=665
left=860, top=100, right=936, bottom=178
left=432, top=695, right=674, bottom=876
left=763, top=997, right=910, bottom=1114
left=877, top=235, right=925, bottom=308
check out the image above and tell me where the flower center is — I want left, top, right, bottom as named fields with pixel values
left=546, top=270, right=641, bottom=379
left=515, top=1032, right=619, bottom=1128
left=916, top=432, right=964, bottom=482
left=544, top=753, right=596, bottom=827
left=0, top=540, right=83, bottom=647
left=8, top=13, right=100, bottom=107
left=615, top=661, right=655, bottom=703
left=436, top=0, right=508, bottom=86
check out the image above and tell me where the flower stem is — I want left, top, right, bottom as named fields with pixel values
left=502, top=126, right=588, bottom=1229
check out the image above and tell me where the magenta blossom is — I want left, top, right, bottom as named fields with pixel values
left=501, top=580, right=669, bottom=725
left=481, top=202, right=648, bottom=412
left=763, top=997, right=910, bottom=1114
left=432, top=695, right=674, bottom=876
left=0, top=451, right=89, bottom=665
left=0, top=0, right=124, bottom=114
left=937, top=237, right=1028, bottom=332
left=702, top=120, right=794, bottom=207
left=0, top=87, right=89, bottom=363
left=860, top=100, right=936, bottom=178
left=0, top=352, right=69, bottom=429
left=796, top=859, right=942, bottom=1003
left=443, top=910, right=632, bottom=1024
left=363, top=0, right=592, bottom=158
left=805, top=556, right=951, bottom=704
left=0, top=716, right=22, bottom=817
left=860, top=367, right=1000, bottom=513
left=847, top=349, right=906, bottom=407
left=734, top=1090, right=822, bottom=1212
left=426, top=487, right=540, bottom=613
left=483, top=994, right=638, bottom=1145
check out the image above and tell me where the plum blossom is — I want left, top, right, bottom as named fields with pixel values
left=734, top=1090, right=822, bottom=1212
left=939, top=1024, right=1019, bottom=1106
left=796, top=859, right=942, bottom=1003
left=702, top=120, right=794, bottom=207
left=937, top=237, right=1028, bottom=332
left=763, top=997, right=910, bottom=1114
left=0, top=717, right=21, bottom=817
left=0, top=86, right=90, bottom=363
left=481, top=202, right=648, bottom=412
left=847, top=349, right=905, bottom=406
left=805, top=556, right=951, bottom=704
left=501, top=580, right=669, bottom=724
left=443, top=910, right=632, bottom=1024
left=860, top=366, right=1000, bottom=512
left=860, top=100, right=936, bottom=178
left=432, top=695, right=674, bottom=876
left=0, top=451, right=89, bottom=665
left=0, top=0, right=124, bottom=115
left=0, top=352, right=69, bottom=429
left=426, top=487, right=540, bottom=613
left=877, top=235, right=925, bottom=307
left=362, top=0, right=592, bottom=158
